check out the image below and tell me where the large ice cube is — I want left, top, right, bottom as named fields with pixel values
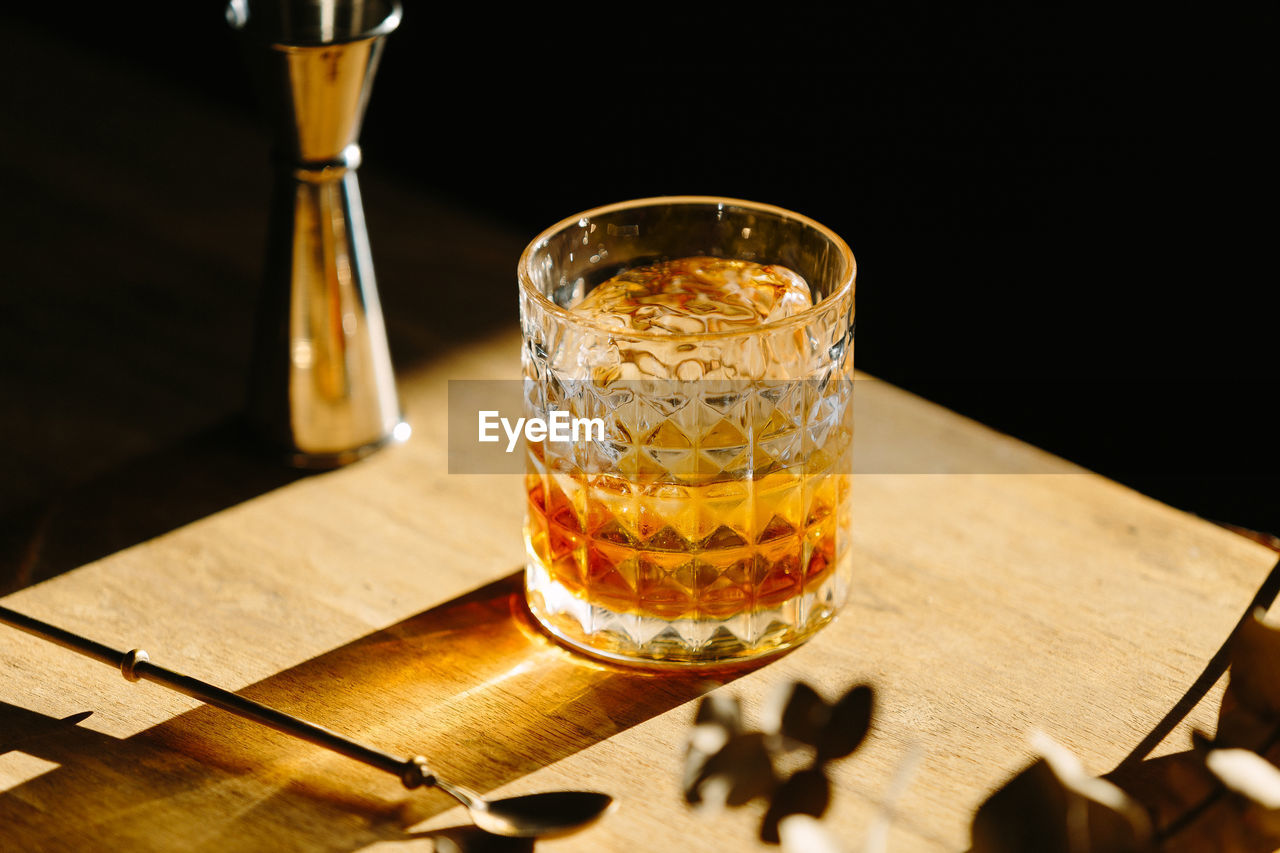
left=559, top=256, right=814, bottom=383
left=571, top=256, right=812, bottom=335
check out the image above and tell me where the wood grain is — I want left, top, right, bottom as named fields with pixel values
left=1, top=328, right=1276, bottom=851
left=1, top=20, right=1276, bottom=852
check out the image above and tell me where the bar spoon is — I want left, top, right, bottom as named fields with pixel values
left=0, top=605, right=613, bottom=838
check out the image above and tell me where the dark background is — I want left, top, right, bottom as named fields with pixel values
left=2, top=4, right=1275, bottom=546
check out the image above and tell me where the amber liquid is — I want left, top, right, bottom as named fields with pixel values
left=523, top=256, right=852, bottom=658
left=525, top=462, right=848, bottom=622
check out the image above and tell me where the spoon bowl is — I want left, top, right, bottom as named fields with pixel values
left=440, top=785, right=615, bottom=838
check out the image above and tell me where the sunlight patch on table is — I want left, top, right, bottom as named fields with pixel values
left=0, top=751, right=61, bottom=792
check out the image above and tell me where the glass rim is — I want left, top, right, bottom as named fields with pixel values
left=517, top=195, right=857, bottom=344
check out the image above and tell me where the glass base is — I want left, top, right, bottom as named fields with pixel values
left=525, top=558, right=849, bottom=667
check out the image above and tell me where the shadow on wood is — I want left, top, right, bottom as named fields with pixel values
left=0, top=572, right=756, bottom=850
left=0, top=20, right=526, bottom=595
left=0, top=419, right=310, bottom=594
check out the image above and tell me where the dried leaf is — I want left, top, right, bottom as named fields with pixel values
left=683, top=723, right=731, bottom=801
left=971, top=733, right=1152, bottom=853
left=778, top=814, right=846, bottom=853
left=687, top=722, right=732, bottom=757
left=686, top=732, right=777, bottom=808
left=762, top=682, right=829, bottom=747
left=817, top=684, right=874, bottom=763
left=761, top=768, right=831, bottom=844
left=1162, top=749, right=1280, bottom=853
left=684, top=694, right=744, bottom=802
left=1218, top=610, right=1280, bottom=743
left=1206, top=748, right=1280, bottom=810
left=1104, top=748, right=1217, bottom=842
left=694, top=692, right=744, bottom=733
left=1229, top=610, right=1280, bottom=718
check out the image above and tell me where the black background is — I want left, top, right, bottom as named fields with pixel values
left=4, top=4, right=1276, bottom=534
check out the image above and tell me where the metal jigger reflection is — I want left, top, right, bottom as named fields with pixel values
left=229, top=0, right=406, bottom=467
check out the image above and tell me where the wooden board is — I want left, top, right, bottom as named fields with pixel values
left=1, top=328, right=1276, bottom=852
left=1, top=22, right=1276, bottom=850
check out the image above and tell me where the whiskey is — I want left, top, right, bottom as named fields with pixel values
left=523, top=256, right=853, bottom=655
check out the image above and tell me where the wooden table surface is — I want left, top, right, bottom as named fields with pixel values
left=2, top=326, right=1277, bottom=851
left=2, top=20, right=1279, bottom=853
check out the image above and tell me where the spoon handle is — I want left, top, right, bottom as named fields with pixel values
left=0, top=605, right=435, bottom=790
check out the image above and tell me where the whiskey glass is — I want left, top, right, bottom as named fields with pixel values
left=519, top=197, right=856, bottom=666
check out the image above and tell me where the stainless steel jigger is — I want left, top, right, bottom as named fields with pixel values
left=229, top=0, right=406, bottom=467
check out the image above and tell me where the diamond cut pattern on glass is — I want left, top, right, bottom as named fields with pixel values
left=520, top=255, right=855, bottom=660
